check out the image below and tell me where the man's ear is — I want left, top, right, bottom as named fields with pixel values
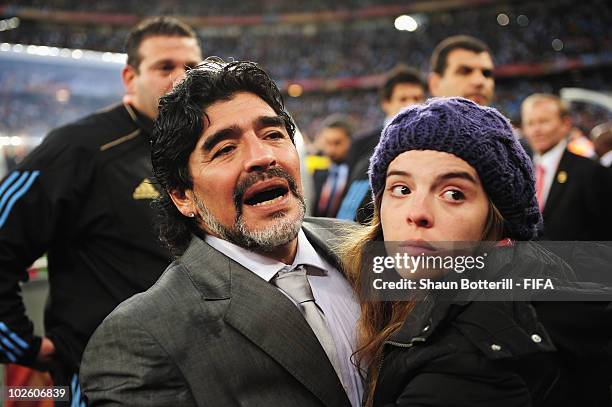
left=428, top=72, right=441, bottom=97
left=122, top=65, right=137, bottom=97
left=169, top=189, right=197, bottom=217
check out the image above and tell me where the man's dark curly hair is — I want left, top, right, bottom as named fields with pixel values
left=151, top=58, right=296, bottom=256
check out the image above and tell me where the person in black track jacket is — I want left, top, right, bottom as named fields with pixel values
left=0, top=16, right=201, bottom=402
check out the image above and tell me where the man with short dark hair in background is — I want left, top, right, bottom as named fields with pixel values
left=521, top=93, right=612, bottom=240
left=0, top=16, right=201, bottom=402
left=428, top=35, right=494, bottom=106
left=80, top=59, right=362, bottom=407
left=337, top=65, right=426, bottom=223
left=313, top=115, right=353, bottom=218
left=428, top=34, right=533, bottom=157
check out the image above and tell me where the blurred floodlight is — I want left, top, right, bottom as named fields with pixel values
left=552, top=38, right=564, bottom=51
left=56, top=89, right=71, bottom=103
left=12, top=44, right=23, bottom=52
left=0, top=17, right=19, bottom=32
left=26, top=45, right=37, bottom=54
left=10, top=136, right=23, bottom=146
left=49, top=47, right=60, bottom=56
left=288, top=83, right=303, bottom=97
left=71, top=49, right=83, bottom=59
left=394, top=15, right=418, bottom=32
left=517, top=15, right=529, bottom=26
left=60, top=48, right=71, bottom=57
left=36, top=46, right=50, bottom=56
left=0, top=43, right=10, bottom=52
left=102, top=52, right=113, bottom=62
left=112, top=53, right=127, bottom=63
left=497, top=13, right=510, bottom=26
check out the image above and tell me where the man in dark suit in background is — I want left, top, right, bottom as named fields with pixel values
left=337, top=65, right=426, bottom=223
left=313, top=115, right=353, bottom=218
left=521, top=93, right=612, bottom=241
left=80, top=59, right=362, bottom=407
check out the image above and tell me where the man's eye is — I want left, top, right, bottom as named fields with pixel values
left=390, top=185, right=410, bottom=196
left=158, top=65, right=174, bottom=72
left=442, top=190, right=465, bottom=201
left=212, top=145, right=235, bottom=158
left=266, top=131, right=285, bottom=140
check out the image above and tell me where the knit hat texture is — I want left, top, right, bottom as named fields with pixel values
left=369, top=97, right=541, bottom=240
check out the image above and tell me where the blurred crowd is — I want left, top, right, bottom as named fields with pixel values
left=5, top=0, right=402, bottom=16
left=1, top=0, right=610, bottom=170
left=4, top=0, right=611, bottom=79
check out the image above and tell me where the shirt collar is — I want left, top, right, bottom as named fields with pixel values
left=534, top=138, right=567, bottom=169
left=600, top=150, right=612, bottom=167
left=205, top=229, right=329, bottom=283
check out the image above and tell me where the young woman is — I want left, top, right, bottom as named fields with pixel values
left=343, top=98, right=611, bottom=407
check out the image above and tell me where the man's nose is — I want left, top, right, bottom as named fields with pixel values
left=470, top=69, right=488, bottom=87
left=243, top=134, right=277, bottom=172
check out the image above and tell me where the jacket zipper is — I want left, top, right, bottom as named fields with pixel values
left=377, top=337, right=426, bottom=372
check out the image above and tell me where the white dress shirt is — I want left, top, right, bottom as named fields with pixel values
left=206, top=230, right=363, bottom=407
left=600, top=150, right=612, bottom=168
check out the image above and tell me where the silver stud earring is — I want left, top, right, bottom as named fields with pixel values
left=188, top=212, right=196, bottom=218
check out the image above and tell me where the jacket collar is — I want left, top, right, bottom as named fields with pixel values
left=124, top=103, right=155, bottom=139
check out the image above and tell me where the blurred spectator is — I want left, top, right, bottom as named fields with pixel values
left=312, top=114, right=354, bottom=218
left=428, top=35, right=494, bottom=106
left=428, top=34, right=535, bottom=159
left=337, top=65, right=426, bottom=223
left=591, top=122, right=612, bottom=167
left=521, top=93, right=612, bottom=240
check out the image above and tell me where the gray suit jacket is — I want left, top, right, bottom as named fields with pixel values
left=80, top=217, right=354, bottom=407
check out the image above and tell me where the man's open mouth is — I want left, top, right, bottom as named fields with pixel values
left=242, top=181, right=289, bottom=207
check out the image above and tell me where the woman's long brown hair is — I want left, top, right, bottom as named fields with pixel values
left=338, top=193, right=505, bottom=407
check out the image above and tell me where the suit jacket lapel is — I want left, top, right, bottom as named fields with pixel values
left=182, top=236, right=349, bottom=407
left=543, top=150, right=571, bottom=217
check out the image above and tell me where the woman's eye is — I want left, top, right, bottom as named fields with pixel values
left=390, top=185, right=410, bottom=196
left=442, top=190, right=465, bottom=201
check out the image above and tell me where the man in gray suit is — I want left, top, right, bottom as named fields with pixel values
left=80, top=59, right=363, bottom=407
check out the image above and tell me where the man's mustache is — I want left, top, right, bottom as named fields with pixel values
left=233, top=167, right=301, bottom=213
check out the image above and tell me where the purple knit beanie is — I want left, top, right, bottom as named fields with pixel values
left=369, top=97, right=541, bottom=240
